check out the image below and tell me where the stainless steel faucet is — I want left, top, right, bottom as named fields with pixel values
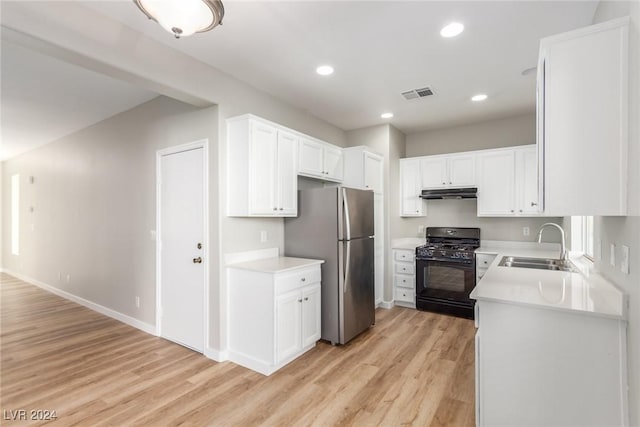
left=537, top=223, right=567, bottom=261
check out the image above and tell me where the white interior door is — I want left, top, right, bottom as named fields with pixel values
left=159, top=147, right=205, bottom=352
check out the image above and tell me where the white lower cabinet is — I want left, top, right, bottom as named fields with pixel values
left=228, top=263, right=322, bottom=375
left=393, top=249, right=416, bottom=308
left=475, top=300, right=628, bottom=426
left=475, top=253, right=497, bottom=283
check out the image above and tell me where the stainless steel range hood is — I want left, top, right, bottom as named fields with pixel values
left=420, top=187, right=477, bottom=199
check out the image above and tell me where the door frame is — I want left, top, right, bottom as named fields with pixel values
left=155, top=139, right=210, bottom=352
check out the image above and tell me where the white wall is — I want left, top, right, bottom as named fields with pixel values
left=406, top=112, right=536, bottom=157
left=592, top=2, right=640, bottom=425
left=401, top=113, right=562, bottom=243
left=1, top=96, right=217, bottom=329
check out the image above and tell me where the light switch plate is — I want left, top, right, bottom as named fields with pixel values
left=621, top=245, right=630, bottom=275
left=260, top=230, right=268, bottom=243
left=610, top=244, right=616, bottom=267
left=523, top=227, right=530, bottom=236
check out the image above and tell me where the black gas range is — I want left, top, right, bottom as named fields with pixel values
left=415, top=227, right=480, bottom=319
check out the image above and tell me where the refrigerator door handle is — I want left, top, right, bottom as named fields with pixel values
left=342, top=187, right=351, bottom=241
left=344, top=240, right=351, bottom=293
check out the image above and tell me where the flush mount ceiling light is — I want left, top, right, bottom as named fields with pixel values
left=134, top=0, right=224, bottom=39
left=381, top=112, right=394, bottom=119
left=440, top=22, right=464, bottom=38
left=471, top=94, right=488, bottom=102
left=316, top=65, right=334, bottom=76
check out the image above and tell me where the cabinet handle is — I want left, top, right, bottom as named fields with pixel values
left=510, top=209, right=514, bottom=213
left=301, top=277, right=306, bottom=282
left=273, top=207, right=277, bottom=211
left=519, top=209, right=523, bottom=213
left=415, top=210, right=419, bottom=213
left=279, top=208, right=284, bottom=211
left=304, top=297, right=309, bottom=301
left=442, top=182, right=446, bottom=185
left=531, top=202, right=538, bottom=207
left=449, top=182, right=452, bottom=185
left=298, top=299, right=303, bottom=303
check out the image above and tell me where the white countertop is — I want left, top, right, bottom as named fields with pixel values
left=227, top=256, right=324, bottom=274
left=391, top=238, right=424, bottom=250
left=471, top=245, right=626, bottom=320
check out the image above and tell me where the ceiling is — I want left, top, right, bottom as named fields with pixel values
left=1, top=1, right=599, bottom=161
left=0, top=40, right=157, bottom=161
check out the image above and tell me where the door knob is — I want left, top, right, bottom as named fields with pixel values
left=531, top=202, right=538, bottom=207
left=193, top=257, right=202, bottom=264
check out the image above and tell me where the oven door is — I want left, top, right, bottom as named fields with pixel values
left=415, top=258, right=475, bottom=305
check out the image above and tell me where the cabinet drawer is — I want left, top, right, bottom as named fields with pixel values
left=276, top=267, right=321, bottom=295
left=395, top=262, right=414, bottom=275
left=476, top=253, right=497, bottom=268
left=394, top=250, right=415, bottom=263
left=394, top=275, right=415, bottom=289
left=395, top=288, right=415, bottom=303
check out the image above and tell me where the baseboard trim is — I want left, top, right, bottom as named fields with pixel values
left=204, top=347, right=228, bottom=362
left=2, top=270, right=157, bottom=336
left=378, top=300, right=394, bottom=309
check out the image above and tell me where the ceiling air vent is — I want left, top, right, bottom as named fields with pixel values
left=401, top=86, right=435, bottom=100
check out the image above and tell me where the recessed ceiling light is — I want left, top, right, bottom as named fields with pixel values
left=471, top=94, right=488, bottom=102
left=316, top=65, right=334, bottom=76
left=440, top=22, right=464, bottom=38
left=381, top=112, right=394, bottom=119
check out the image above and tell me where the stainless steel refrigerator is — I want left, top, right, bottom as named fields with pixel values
left=284, top=187, right=375, bottom=345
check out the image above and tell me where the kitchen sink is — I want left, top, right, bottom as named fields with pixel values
left=498, top=256, right=578, bottom=273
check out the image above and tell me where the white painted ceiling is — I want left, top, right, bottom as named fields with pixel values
left=0, top=40, right=158, bottom=161
left=1, top=1, right=599, bottom=161
left=86, top=0, right=598, bottom=133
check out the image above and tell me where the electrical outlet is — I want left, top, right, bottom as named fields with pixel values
left=66, top=274, right=71, bottom=284
left=150, top=230, right=157, bottom=241
left=523, top=227, right=530, bottom=237
left=621, top=245, right=629, bottom=275
left=260, top=230, right=268, bottom=243
left=610, top=244, right=616, bottom=267
left=135, top=296, right=140, bottom=308
left=58, top=272, right=62, bottom=281
left=418, top=225, right=425, bottom=234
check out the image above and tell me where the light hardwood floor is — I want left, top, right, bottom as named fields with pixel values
left=0, top=273, right=475, bottom=426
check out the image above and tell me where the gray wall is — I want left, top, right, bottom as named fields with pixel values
left=592, top=2, right=640, bottom=425
left=1, top=96, right=218, bottom=327
left=406, top=112, right=536, bottom=157
left=401, top=113, right=562, bottom=243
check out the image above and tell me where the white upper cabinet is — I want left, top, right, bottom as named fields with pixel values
left=477, top=145, right=539, bottom=217
left=298, top=137, right=343, bottom=182
left=227, top=115, right=298, bottom=217
left=343, top=146, right=383, bottom=193
left=477, top=149, right=516, bottom=216
left=538, top=17, right=629, bottom=216
left=400, top=158, right=425, bottom=217
left=420, top=153, right=475, bottom=188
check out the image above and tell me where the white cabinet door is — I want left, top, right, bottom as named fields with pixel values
left=298, top=138, right=324, bottom=177
left=539, top=19, right=628, bottom=216
left=324, top=145, right=344, bottom=181
left=277, top=131, right=298, bottom=216
left=517, top=147, right=539, bottom=215
left=420, top=157, right=447, bottom=188
left=301, top=284, right=321, bottom=348
left=477, top=150, right=515, bottom=216
left=276, top=290, right=302, bottom=363
left=364, top=152, right=383, bottom=192
left=400, top=159, right=424, bottom=216
left=448, top=154, right=475, bottom=186
left=249, top=122, right=278, bottom=215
